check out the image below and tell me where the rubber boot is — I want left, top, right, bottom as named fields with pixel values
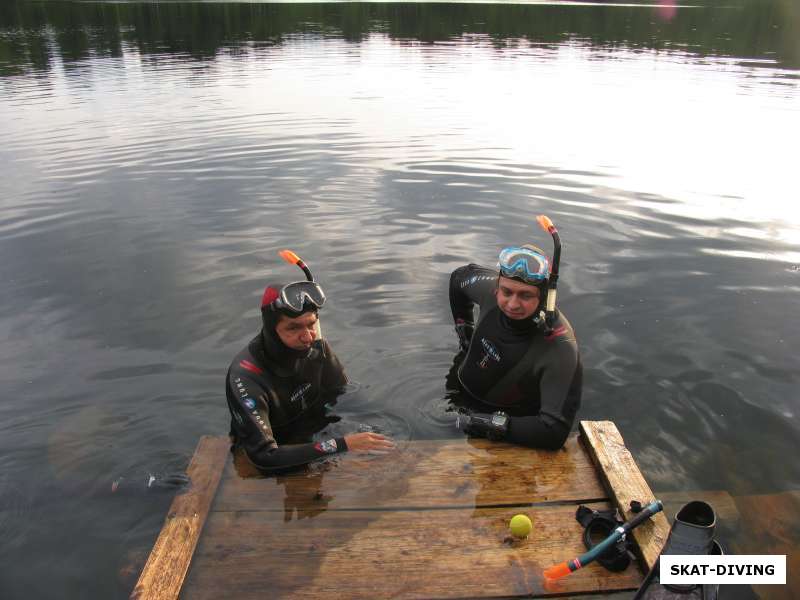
left=665, top=501, right=716, bottom=558
left=702, top=539, right=724, bottom=600
left=633, top=501, right=718, bottom=599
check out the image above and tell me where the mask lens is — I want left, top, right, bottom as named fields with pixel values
left=498, top=247, right=549, bottom=284
left=280, top=281, right=326, bottom=313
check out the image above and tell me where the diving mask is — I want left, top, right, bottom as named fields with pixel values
left=497, top=246, right=550, bottom=286
left=273, top=280, right=326, bottom=314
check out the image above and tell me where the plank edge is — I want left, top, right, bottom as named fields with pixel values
left=129, top=435, right=230, bottom=600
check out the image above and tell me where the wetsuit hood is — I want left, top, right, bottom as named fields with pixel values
left=253, top=282, right=319, bottom=373
left=497, top=243, right=550, bottom=332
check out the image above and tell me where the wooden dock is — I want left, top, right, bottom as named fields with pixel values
left=131, top=421, right=671, bottom=599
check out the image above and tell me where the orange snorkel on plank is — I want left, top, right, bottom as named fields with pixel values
left=544, top=500, right=663, bottom=581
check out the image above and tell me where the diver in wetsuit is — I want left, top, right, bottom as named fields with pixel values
left=226, top=252, right=394, bottom=473
left=448, top=217, right=582, bottom=450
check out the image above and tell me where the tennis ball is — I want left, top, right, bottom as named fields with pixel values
left=509, top=514, right=533, bottom=538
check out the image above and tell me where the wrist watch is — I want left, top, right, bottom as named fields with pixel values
left=488, top=411, right=509, bottom=440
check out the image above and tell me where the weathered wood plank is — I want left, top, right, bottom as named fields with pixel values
left=214, top=435, right=606, bottom=513
left=182, top=502, right=642, bottom=599
left=579, top=421, right=670, bottom=572
left=130, top=436, right=230, bottom=600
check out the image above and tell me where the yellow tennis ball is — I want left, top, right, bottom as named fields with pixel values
left=509, top=514, right=532, bottom=538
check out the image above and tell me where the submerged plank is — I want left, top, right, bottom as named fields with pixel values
left=214, top=435, right=606, bottom=512
left=149, top=425, right=655, bottom=598
left=733, top=490, right=800, bottom=599
left=183, top=502, right=642, bottom=599
left=579, top=421, right=670, bottom=572
left=130, top=436, right=229, bottom=600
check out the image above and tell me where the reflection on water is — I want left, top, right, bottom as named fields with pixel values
left=232, top=448, right=335, bottom=521
left=1, top=1, right=799, bottom=598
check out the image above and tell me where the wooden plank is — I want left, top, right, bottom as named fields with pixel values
left=130, top=436, right=230, bottom=600
left=182, top=502, right=643, bottom=599
left=214, top=435, right=606, bottom=512
left=579, top=421, right=670, bottom=572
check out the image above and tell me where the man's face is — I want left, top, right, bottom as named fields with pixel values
left=495, top=276, right=541, bottom=320
left=275, top=311, right=318, bottom=351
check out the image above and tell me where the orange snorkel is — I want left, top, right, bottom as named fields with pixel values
left=536, top=215, right=561, bottom=331
left=279, top=249, right=315, bottom=282
left=543, top=500, right=663, bottom=581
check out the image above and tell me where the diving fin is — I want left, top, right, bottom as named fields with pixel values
left=633, top=501, right=721, bottom=600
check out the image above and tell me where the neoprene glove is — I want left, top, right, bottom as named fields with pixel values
left=454, top=318, right=475, bottom=352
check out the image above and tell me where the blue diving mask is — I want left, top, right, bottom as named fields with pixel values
left=497, top=246, right=550, bottom=285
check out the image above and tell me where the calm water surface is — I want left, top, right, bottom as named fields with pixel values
left=1, top=1, right=799, bottom=598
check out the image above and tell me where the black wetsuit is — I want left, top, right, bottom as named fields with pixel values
left=449, top=264, right=582, bottom=450
left=225, top=328, right=349, bottom=473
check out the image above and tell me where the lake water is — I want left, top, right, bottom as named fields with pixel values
left=1, top=1, right=798, bottom=598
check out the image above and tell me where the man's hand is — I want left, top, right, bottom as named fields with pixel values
left=344, top=432, right=396, bottom=454
left=454, top=318, right=475, bottom=352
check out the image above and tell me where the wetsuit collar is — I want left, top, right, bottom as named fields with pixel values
left=255, top=287, right=318, bottom=375
left=499, top=309, right=548, bottom=334
left=249, top=328, right=317, bottom=378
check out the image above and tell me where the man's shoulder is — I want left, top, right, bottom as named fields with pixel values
left=228, top=344, right=268, bottom=380
left=541, top=312, right=579, bottom=355
left=452, top=264, right=498, bottom=289
left=452, top=263, right=496, bottom=276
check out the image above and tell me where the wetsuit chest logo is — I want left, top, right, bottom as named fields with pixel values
left=290, top=383, right=312, bottom=404
left=477, top=338, right=501, bottom=369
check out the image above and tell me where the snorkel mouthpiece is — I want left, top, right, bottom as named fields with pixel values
left=279, top=249, right=314, bottom=282
left=536, top=215, right=561, bottom=329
